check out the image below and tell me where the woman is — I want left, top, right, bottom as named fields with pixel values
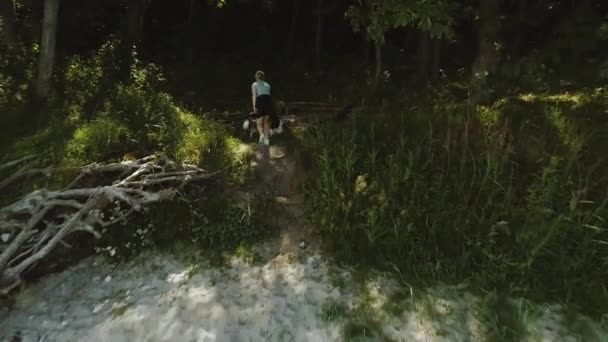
left=251, top=70, right=273, bottom=146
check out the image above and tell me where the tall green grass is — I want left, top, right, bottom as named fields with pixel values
left=303, top=88, right=608, bottom=317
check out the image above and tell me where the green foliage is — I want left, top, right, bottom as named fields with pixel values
left=65, top=118, right=130, bottom=163
left=61, top=41, right=181, bottom=157
left=321, top=298, right=349, bottom=323
left=96, top=191, right=275, bottom=261
left=60, top=39, right=122, bottom=122
left=1, top=38, right=262, bottom=261
left=100, top=83, right=181, bottom=154
left=346, top=0, right=454, bottom=45
left=0, top=43, right=39, bottom=146
left=497, top=53, right=557, bottom=92
left=175, top=111, right=254, bottom=185
left=3, top=39, right=253, bottom=181
left=0, top=43, right=37, bottom=109
left=303, top=88, right=608, bottom=317
left=474, top=294, right=538, bottom=341
left=600, top=61, right=608, bottom=81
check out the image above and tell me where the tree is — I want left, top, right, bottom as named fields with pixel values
left=187, top=0, right=196, bottom=27
left=417, top=32, right=442, bottom=81
left=470, top=0, right=500, bottom=104
left=127, top=0, right=146, bottom=46
left=35, top=0, right=60, bottom=100
left=346, top=0, right=454, bottom=83
left=0, top=0, right=17, bottom=47
left=416, top=30, right=430, bottom=81
left=314, top=0, right=323, bottom=67
left=286, top=0, right=299, bottom=60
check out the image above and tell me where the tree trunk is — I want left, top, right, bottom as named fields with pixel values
left=314, top=0, right=323, bottom=67
left=374, top=41, right=382, bottom=83
left=35, top=0, right=60, bottom=100
left=29, top=0, right=43, bottom=44
left=187, top=0, right=197, bottom=62
left=431, top=39, right=441, bottom=81
left=512, top=0, right=526, bottom=58
left=417, top=31, right=430, bottom=82
left=127, top=0, right=144, bottom=46
left=187, top=0, right=195, bottom=27
left=471, top=0, right=500, bottom=104
left=0, top=0, right=17, bottom=47
left=362, top=30, right=371, bottom=64
left=286, top=0, right=299, bottom=60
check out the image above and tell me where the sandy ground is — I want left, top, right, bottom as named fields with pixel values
left=1, top=248, right=606, bottom=342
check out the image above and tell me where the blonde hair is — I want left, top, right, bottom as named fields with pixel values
left=255, top=70, right=265, bottom=81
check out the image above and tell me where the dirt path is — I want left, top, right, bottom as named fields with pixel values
left=253, top=143, right=317, bottom=257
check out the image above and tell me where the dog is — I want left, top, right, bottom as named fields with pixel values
left=242, top=100, right=288, bottom=138
left=334, top=104, right=354, bottom=122
left=242, top=102, right=355, bottom=139
left=242, top=113, right=285, bottom=138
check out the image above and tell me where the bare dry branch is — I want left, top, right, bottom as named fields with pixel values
left=0, top=155, right=215, bottom=294
left=0, top=155, right=39, bottom=172
left=0, top=164, right=49, bottom=192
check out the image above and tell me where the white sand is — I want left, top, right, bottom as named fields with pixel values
left=1, top=249, right=605, bottom=342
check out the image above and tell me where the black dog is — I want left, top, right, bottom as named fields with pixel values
left=334, top=104, right=354, bottom=122
left=242, top=111, right=285, bottom=138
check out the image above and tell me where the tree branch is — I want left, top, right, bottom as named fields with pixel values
left=0, top=155, right=215, bottom=294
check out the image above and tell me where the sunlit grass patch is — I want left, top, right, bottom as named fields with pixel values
left=175, top=110, right=254, bottom=184
left=230, top=243, right=262, bottom=265
left=65, top=117, right=131, bottom=163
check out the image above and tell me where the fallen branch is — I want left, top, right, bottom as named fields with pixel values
left=0, top=155, right=215, bottom=294
left=0, top=164, right=53, bottom=193
left=0, top=155, right=39, bottom=173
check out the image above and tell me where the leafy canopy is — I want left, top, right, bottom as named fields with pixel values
left=346, top=0, right=455, bottom=45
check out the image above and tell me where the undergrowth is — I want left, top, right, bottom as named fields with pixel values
left=97, top=189, right=276, bottom=261
left=0, top=39, right=261, bottom=260
left=1, top=39, right=254, bottom=182
left=303, top=86, right=608, bottom=318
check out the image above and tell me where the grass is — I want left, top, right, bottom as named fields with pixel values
left=302, top=86, right=608, bottom=318
left=321, top=298, right=349, bottom=323
left=320, top=272, right=394, bottom=341
left=382, top=288, right=415, bottom=317
left=230, top=243, right=263, bottom=265
left=473, top=294, right=535, bottom=341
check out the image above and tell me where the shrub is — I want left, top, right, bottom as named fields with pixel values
left=5, top=40, right=191, bottom=165
left=0, top=43, right=39, bottom=147
left=65, top=117, right=130, bottom=163
left=97, top=190, right=275, bottom=261
left=100, top=84, right=182, bottom=154
left=175, top=111, right=254, bottom=184
left=2, top=38, right=263, bottom=269
left=303, top=90, right=608, bottom=316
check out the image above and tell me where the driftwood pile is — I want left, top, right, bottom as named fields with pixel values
left=0, top=154, right=216, bottom=294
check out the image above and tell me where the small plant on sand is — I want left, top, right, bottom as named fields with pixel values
left=321, top=298, right=349, bottom=323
